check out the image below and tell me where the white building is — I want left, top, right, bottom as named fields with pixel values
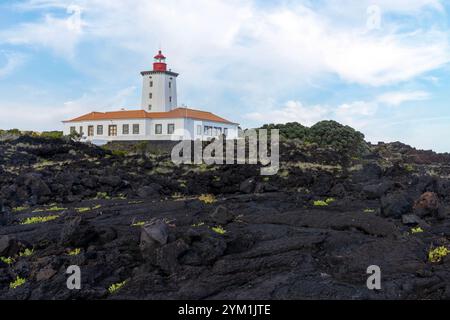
left=63, top=50, right=239, bottom=141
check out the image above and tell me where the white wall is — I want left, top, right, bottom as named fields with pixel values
left=63, top=117, right=239, bottom=141
left=141, top=72, right=178, bottom=112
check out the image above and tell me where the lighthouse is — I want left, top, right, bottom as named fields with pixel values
left=140, top=50, right=179, bottom=112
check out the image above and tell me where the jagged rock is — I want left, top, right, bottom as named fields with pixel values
left=381, top=192, right=412, bottom=218
left=140, top=220, right=169, bottom=256
left=402, top=214, right=424, bottom=226
left=137, top=184, right=161, bottom=198
left=362, top=181, right=393, bottom=199
left=413, top=192, right=440, bottom=217
left=210, top=205, right=234, bottom=225
left=240, top=178, right=255, bottom=194
left=0, top=235, right=19, bottom=257
left=99, top=175, right=122, bottom=187
left=59, top=216, right=98, bottom=247
left=36, top=267, right=57, bottom=281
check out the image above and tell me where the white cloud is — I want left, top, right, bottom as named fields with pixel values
left=4, top=0, right=449, bottom=87
left=0, top=5, right=86, bottom=57
left=245, top=100, right=329, bottom=127
left=377, top=90, right=430, bottom=106
left=0, top=52, right=26, bottom=78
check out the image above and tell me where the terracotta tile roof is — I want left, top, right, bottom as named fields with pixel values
left=63, top=108, right=237, bottom=124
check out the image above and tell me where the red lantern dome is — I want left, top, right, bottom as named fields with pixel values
left=153, top=50, right=167, bottom=72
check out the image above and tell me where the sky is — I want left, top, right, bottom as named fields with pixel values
left=0, top=0, right=450, bottom=152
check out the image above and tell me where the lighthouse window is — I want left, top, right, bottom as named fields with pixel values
left=150, top=81, right=153, bottom=87
left=148, top=105, right=152, bottom=111
left=155, top=124, right=162, bottom=134
left=123, top=124, right=129, bottom=135
left=133, top=124, right=140, bottom=134
left=97, top=125, right=103, bottom=135
left=169, top=96, right=172, bottom=102
left=168, top=123, right=175, bottom=134
left=149, top=93, right=152, bottom=99
left=169, top=82, right=171, bottom=89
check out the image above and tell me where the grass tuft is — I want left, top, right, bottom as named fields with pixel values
left=428, top=246, right=450, bottom=263
left=9, top=276, right=26, bottom=289
left=108, top=280, right=127, bottom=294
left=199, top=194, right=216, bottom=204
left=21, top=215, right=60, bottom=225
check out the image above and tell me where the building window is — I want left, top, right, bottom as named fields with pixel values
left=197, top=125, right=202, bottom=135
left=79, top=126, right=83, bottom=135
left=97, top=125, right=103, bottom=135
left=216, top=127, right=222, bottom=135
left=224, top=128, right=228, bottom=136
left=88, top=126, right=94, bottom=137
left=150, top=81, right=153, bottom=87
left=148, top=105, right=152, bottom=111
left=133, top=124, right=140, bottom=134
left=155, top=124, right=162, bottom=134
left=123, top=124, right=129, bottom=135
left=204, top=126, right=212, bottom=136
left=167, top=123, right=175, bottom=134
left=108, top=125, right=117, bottom=136
left=149, top=93, right=152, bottom=99
left=70, top=126, right=76, bottom=134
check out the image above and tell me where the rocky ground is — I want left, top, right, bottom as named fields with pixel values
left=1, top=136, right=450, bottom=299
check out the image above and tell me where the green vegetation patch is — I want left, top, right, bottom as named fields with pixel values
left=108, top=280, right=127, bottom=294
left=21, top=215, right=60, bottom=225
left=9, top=276, right=26, bottom=289
left=428, top=246, right=450, bottom=263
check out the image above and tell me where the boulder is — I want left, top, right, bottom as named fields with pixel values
left=140, top=220, right=169, bottom=256
left=362, top=181, right=394, bottom=199
left=240, top=178, right=255, bottom=194
left=0, top=235, right=19, bottom=257
left=137, top=184, right=162, bottom=198
left=210, top=205, right=234, bottom=225
left=99, top=175, right=122, bottom=187
left=59, top=216, right=98, bottom=247
left=381, top=192, right=412, bottom=218
left=402, top=214, right=424, bottom=226
left=413, top=192, right=440, bottom=217
left=24, top=173, right=51, bottom=197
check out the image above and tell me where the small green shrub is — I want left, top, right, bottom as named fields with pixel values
left=411, top=227, right=424, bottom=234
left=1, top=257, right=15, bottom=265
left=12, top=206, right=29, bottom=213
left=108, top=280, right=127, bottom=294
left=428, top=246, right=449, bottom=263
left=19, top=248, right=34, bottom=257
left=199, top=194, right=216, bottom=204
left=68, top=248, right=81, bottom=256
left=364, top=208, right=376, bottom=213
left=191, top=222, right=205, bottom=227
left=131, top=221, right=146, bottom=227
left=313, top=200, right=328, bottom=206
left=21, top=215, right=60, bottom=225
left=10, top=276, right=26, bottom=289
left=94, top=192, right=111, bottom=200
left=211, top=226, right=226, bottom=235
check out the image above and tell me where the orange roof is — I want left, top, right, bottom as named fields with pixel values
left=63, top=108, right=237, bottom=124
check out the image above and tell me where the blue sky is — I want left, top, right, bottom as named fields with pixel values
left=1, top=0, right=450, bottom=151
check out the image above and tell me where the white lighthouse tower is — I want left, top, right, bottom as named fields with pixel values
left=140, top=50, right=178, bottom=112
